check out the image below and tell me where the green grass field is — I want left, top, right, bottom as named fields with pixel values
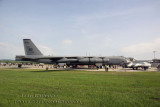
left=0, top=68, right=160, bottom=107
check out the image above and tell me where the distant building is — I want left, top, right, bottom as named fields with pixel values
left=152, top=59, right=160, bottom=67
left=152, top=59, right=160, bottom=63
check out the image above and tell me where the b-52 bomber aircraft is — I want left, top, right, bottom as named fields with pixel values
left=16, top=39, right=129, bottom=68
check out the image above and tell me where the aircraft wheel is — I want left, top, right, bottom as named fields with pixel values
left=144, top=67, right=148, bottom=70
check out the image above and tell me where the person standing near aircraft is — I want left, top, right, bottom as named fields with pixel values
left=105, top=65, right=109, bottom=72
left=157, top=64, right=160, bottom=71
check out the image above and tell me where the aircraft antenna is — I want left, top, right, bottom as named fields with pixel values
left=153, top=51, right=157, bottom=59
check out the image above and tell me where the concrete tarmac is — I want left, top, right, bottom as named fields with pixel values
left=0, top=64, right=159, bottom=72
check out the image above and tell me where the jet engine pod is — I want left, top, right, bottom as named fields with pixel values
left=90, top=58, right=103, bottom=63
left=79, top=58, right=89, bottom=63
left=104, top=58, right=109, bottom=63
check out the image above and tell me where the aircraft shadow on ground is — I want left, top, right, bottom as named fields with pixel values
left=30, top=68, right=76, bottom=72
left=30, top=70, right=65, bottom=72
left=6, top=67, right=31, bottom=69
left=29, top=68, right=99, bottom=72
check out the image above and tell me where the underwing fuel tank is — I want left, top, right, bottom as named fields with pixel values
left=79, top=58, right=109, bottom=63
left=57, top=58, right=78, bottom=63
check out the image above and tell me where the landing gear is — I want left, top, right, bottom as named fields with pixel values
left=132, top=67, right=138, bottom=70
left=72, top=65, right=77, bottom=68
left=18, top=64, right=22, bottom=68
left=132, top=67, right=148, bottom=70
left=96, top=66, right=99, bottom=70
left=143, top=67, right=148, bottom=70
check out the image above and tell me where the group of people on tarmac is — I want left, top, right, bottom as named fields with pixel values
left=157, top=64, right=160, bottom=71
left=0, top=62, right=21, bottom=67
left=97, top=65, right=119, bottom=72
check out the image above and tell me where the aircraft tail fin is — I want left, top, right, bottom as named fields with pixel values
left=23, top=39, right=43, bottom=55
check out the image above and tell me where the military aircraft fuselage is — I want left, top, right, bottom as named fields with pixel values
left=15, top=39, right=129, bottom=66
left=16, top=55, right=128, bottom=66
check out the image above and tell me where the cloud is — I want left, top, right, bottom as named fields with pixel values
left=18, top=34, right=28, bottom=38
left=121, top=38, right=160, bottom=55
left=75, top=3, right=156, bottom=26
left=86, top=34, right=112, bottom=48
left=75, top=8, right=137, bottom=25
left=0, top=41, right=54, bottom=59
left=62, top=39, right=73, bottom=45
left=0, top=42, right=24, bottom=59
left=81, top=29, right=87, bottom=34
left=39, top=45, right=54, bottom=55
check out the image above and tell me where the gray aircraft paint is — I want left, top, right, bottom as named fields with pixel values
left=16, top=39, right=129, bottom=66
left=23, top=39, right=43, bottom=55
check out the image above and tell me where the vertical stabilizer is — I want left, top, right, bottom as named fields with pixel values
left=23, top=39, right=43, bottom=55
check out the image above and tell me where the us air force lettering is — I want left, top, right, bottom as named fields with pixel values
left=16, top=39, right=130, bottom=68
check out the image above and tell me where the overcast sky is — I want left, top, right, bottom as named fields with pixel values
left=0, top=0, right=160, bottom=60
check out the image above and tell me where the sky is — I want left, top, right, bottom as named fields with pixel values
left=0, top=0, right=160, bottom=60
